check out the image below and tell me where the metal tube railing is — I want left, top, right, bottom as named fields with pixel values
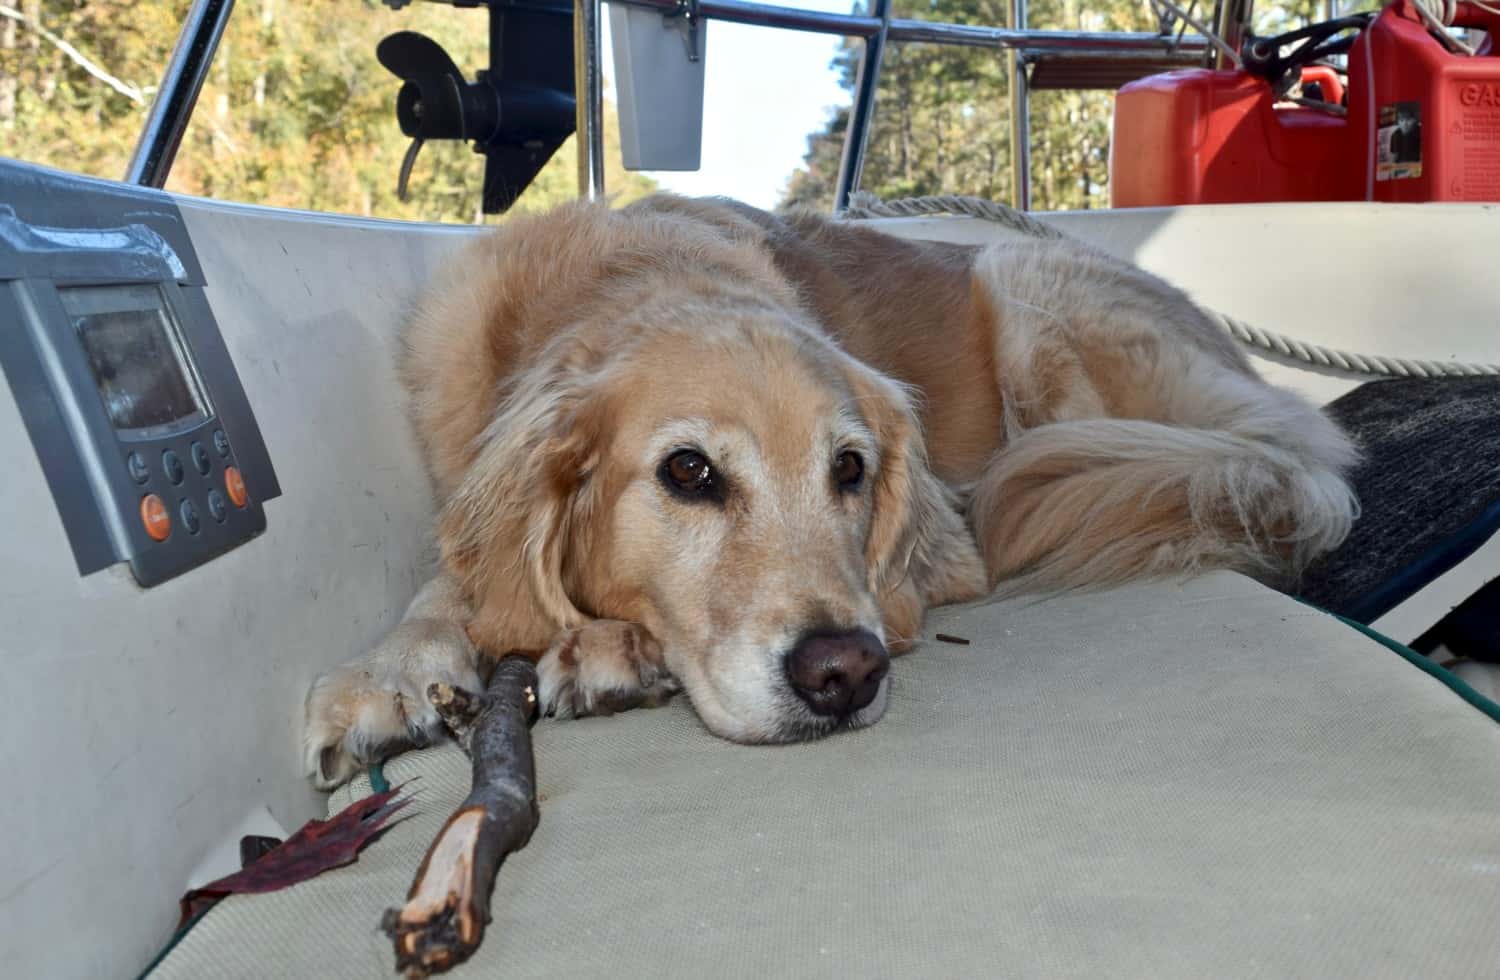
left=612, top=0, right=1209, bottom=52
left=126, top=0, right=236, bottom=186
left=575, top=0, right=607, bottom=199
left=126, top=0, right=1212, bottom=208
left=1214, top=0, right=1250, bottom=69
left=618, top=0, right=885, bottom=37
left=1008, top=0, right=1031, bottom=210
left=609, top=0, right=1206, bottom=210
left=832, top=0, right=891, bottom=211
left=888, top=19, right=1208, bottom=50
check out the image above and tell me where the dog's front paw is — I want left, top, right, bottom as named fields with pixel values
left=537, top=620, right=681, bottom=719
left=303, top=619, right=481, bottom=789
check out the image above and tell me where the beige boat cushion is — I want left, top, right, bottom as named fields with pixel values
left=150, top=572, right=1500, bottom=979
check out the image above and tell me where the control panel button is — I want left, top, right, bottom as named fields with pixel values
left=207, top=489, right=227, bottom=523
left=179, top=498, right=201, bottom=535
left=191, top=441, right=212, bottom=475
left=213, top=429, right=230, bottom=457
left=224, top=466, right=248, bottom=508
left=127, top=452, right=149, bottom=484
left=162, top=449, right=184, bottom=485
left=140, top=495, right=171, bottom=541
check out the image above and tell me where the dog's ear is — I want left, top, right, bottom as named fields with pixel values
left=437, top=351, right=607, bottom=655
left=845, top=361, right=987, bottom=645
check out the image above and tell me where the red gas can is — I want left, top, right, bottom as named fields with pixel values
left=1111, top=1, right=1500, bottom=206
left=1348, top=0, right=1500, bottom=201
left=1110, top=67, right=1358, bottom=207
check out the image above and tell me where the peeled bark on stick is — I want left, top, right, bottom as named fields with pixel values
left=381, top=655, right=540, bottom=978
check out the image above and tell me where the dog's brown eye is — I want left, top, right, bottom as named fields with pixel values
left=661, top=449, right=717, bottom=499
left=834, top=450, right=864, bottom=491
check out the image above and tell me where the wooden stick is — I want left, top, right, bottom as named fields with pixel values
left=381, top=655, right=540, bottom=978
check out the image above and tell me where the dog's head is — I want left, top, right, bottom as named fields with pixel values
left=433, top=210, right=983, bottom=742
left=442, top=315, right=982, bottom=741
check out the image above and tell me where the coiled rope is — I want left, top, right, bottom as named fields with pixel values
left=1409, top=0, right=1500, bottom=55
left=841, top=192, right=1500, bottom=380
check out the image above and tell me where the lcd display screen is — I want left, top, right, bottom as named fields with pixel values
left=60, top=284, right=209, bottom=434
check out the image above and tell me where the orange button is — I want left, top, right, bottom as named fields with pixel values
left=140, top=494, right=171, bottom=541
left=224, top=465, right=248, bottom=508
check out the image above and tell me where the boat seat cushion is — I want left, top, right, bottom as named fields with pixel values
left=149, top=572, right=1500, bottom=979
left=1296, top=376, right=1500, bottom=623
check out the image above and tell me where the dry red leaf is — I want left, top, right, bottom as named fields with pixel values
left=177, top=787, right=410, bottom=928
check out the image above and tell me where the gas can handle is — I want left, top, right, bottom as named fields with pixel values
left=1411, top=0, right=1500, bottom=44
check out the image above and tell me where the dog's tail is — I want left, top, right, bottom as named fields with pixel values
left=968, top=414, right=1359, bottom=595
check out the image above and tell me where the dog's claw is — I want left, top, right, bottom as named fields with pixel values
left=303, top=634, right=482, bottom=789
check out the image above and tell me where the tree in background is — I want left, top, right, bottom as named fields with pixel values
left=0, top=0, right=653, bottom=222
left=782, top=0, right=1160, bottom=212
left=782, top=0, right=1337, bottom=211
left=2, top=1, right=185, bottom=170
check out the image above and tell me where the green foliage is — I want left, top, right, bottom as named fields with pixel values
left=782, top=0, right=1158, bottom=212
left=1, top=0, right=654, bottom=222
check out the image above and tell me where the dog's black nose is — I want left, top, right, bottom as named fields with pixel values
left=784, top=629, right=889, bottom=717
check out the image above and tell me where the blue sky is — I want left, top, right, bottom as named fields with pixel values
left=602, top=2, right=854, bottom=208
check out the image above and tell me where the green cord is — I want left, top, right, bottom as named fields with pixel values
left=1307, top=602, right=1500, bottom=725
left=139, top=763, right=395, bottom=975
left=134, top=906, right=213, bottom=979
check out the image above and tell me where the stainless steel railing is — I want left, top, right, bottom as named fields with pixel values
left=125, top=0, right=236, bottom=187
left=1009, top=0, right=1031, bottom=209
left=596, top=0, right=1209, bottom=209
left=575, top=0, right=608, bottom=199
left=128, top=0, right=1209, bottom=212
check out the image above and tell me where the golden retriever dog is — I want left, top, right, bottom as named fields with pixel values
left=304, top=194, right=1357, bottom=786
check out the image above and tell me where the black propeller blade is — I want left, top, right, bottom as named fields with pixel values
left=377, top=2, right=577, bottom=214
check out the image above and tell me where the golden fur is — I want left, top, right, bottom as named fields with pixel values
left=304, top=195, right=1356, bottom=786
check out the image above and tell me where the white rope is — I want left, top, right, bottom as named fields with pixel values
left=1410, top=0, right=1500, bottom=55
left=1147, top=0, right=1243, bottom=67
left=841, top=192, right=1500, bottom=380
left=844, top=193, right=1069, bottom=240
left=1412, top=0, right=1477, bottom=54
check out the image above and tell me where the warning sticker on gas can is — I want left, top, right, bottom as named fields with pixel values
left=1454, top=81, right=1500, bottom=200
left=1377, top=102, right=1423, bottom=180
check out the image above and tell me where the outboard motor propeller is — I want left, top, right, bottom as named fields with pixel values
left=377, top=0, right=576, bottom=214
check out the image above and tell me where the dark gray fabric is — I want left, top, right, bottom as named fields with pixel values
left=1296, top=377, right=1500, bottom=621
left=152, top=573, right=1500, bottom=980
